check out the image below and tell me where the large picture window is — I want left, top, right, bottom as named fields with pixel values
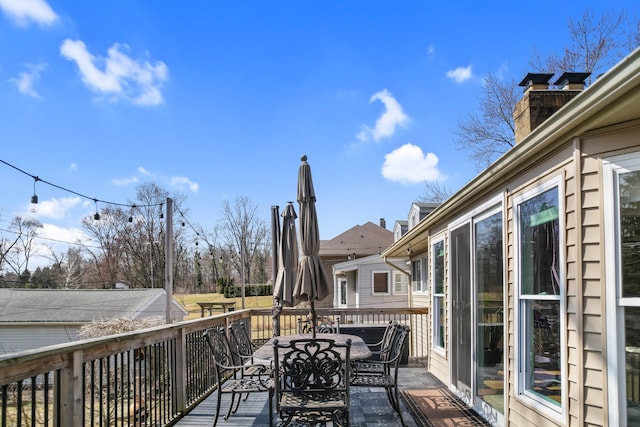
left=433, top=239, right=445, bottom=351
left=604, top=154, right=640, bottom=426
left=515, top=180, right=564, bottom=413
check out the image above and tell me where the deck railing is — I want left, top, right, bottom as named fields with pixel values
left=0, top=307, right=427, bottom=426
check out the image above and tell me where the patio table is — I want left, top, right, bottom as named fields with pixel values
left=253, top=333, right=372, bottom=361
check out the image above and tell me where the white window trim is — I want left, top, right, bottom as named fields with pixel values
left=371, top=270, right=391, bottom=295
left=603, top=153, right=640, bottom=427
left=393, top=271, right=409, bottom=294
left=337, top=278, right=348, bottom=308
left=432, top=237, right=446, bottom=354
left=512, top=175, right=566, bottom=421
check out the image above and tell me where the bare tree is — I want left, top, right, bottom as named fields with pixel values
left=3, top=216, right=43, bottom=277
left=219, top=196, right=269, bottom=287
left=418, top=180, right=454, bottom=204
left=453, top=8, right=639, bottom=170
left=452, top=72, right=519, bottom=169
left=82, top=206, right=129, bottom=288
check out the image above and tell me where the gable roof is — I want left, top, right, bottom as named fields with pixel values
left=0, top=288, right=186, bottom=323
left=320, top=221, right=393, bottom=257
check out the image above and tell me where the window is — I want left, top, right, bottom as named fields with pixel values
left=514, top=179, right=564, bottom=413
left=432, top=239, right=445, bottom=351
left=338, top=279, right=347, bottom=306
left=412, top=259, right=423, bottom=292
left=372, top=271, right=390, bottom=294
left=393, top=272, right=409, bottom=293
left=604, top=154, right=640, bottom=426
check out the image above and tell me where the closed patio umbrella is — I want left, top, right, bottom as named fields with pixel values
left=272, top=202, right=298, bottom=336
left=294, top=155, right=330, bottom=338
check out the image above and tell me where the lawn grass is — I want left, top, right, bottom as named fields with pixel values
left=174, top=292, right=274, bottom=320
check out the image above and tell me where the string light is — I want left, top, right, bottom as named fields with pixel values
left=30, top=176, right=39, bottom=205
left=1, top=158, right=163, bottom=211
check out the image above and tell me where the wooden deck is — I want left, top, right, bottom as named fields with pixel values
left=175, top=359, right=462, bottom=427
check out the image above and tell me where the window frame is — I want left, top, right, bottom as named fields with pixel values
left=604, top=153, right=640, bottom=426
left=432, top=237, right=446, bottom=353
left=393, top=271, right=409, bottom=294
left=338, top=278, right=347, bottom=307
left=371, top=271, right=390, bottom=295
left=412, top=258, right=424, bottom=292
left=512, top=176, right=566, bottom=419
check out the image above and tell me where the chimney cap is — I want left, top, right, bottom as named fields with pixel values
left=553, top=72, right=591, bottom=87
left=518, top=73, right=554, bottom=87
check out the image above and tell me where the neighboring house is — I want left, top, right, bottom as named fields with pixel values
left=0, top=288, right=187, bottom=355
left=332, top=254, right=409, bottom=309
left=392, top=220, right=408, bottom=242
left=319, top=220, right=393, bottom=308
left=383, top=48, right=640, bottom=427
left=407, top=202, right=439, bottom=230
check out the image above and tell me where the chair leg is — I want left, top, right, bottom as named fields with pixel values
left=268, top=390, right=274, bottom=427
left=213, top=389, right=222, bottom=427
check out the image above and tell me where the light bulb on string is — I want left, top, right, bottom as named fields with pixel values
left=93, top=199, right=100, bottom=221
left=30, top=176, right=39, bottom=213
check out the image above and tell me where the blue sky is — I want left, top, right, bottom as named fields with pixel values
left=1, top=0, right=638, bottom=266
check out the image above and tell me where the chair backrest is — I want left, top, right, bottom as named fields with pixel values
left=298, top=315, right=341, bottom=334
left=273, top=338, right=351, bottom=394
left=379, top=321, right=399, bottom=361
left=387, top=325, right=410, bottom=369
left=228, top=321, right=254, bottom=364
left=203, top=326, right=235, bottom=380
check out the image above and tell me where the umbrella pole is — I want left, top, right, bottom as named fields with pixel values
left=310, top=300, right=316, bottom=339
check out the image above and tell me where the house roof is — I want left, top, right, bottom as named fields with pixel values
left=383, top=46, right=640, bottom=258
left=320, top=221, right=393, bottom=257
left=0, top=288, right=186, bottom=323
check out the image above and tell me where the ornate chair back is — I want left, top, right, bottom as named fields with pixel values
left=273, top=338, right=351, bottom=426
left=228, top=321, right=256, bottom=364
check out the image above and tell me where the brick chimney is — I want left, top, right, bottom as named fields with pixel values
left=513, top=72, right=590, bottom=144
left=379, top=218, right=386, bottom=229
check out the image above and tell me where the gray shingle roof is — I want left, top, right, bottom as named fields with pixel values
left=320, top=221, right=393, bottom=256
left=0, top=288, right=173, bottom=322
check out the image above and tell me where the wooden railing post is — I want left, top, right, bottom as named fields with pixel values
left=55, top=349, right=83, bottom=427
left=175, top=328, right=187, bottom=413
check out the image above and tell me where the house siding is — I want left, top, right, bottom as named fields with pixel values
left=0, top=325, right=82, bottom=355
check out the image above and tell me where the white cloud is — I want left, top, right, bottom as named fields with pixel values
left=0, top=0, right=58, bottom=26
left=446, top=65, right=472, bottom=83
left=112, top=176, right=139, bottom=186
left=68, top=163, right=77, bottom=171
left=29, top=196, right=82, bottom=220
left=9, top=62, right=47, bottom=98
left=382, top=143, right=443, bottom=184
left=138, top=166, right=153, bottom=176
left=60, top=39, right=169, bottom=106
left=171, top=176, right=199, bottom=192
left=356, top=89, right=409, bottom=142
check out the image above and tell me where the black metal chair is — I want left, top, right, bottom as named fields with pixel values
left=350, top=324, right=410, bottom=426
left=351, top=320, right=398, bottom=375
left=228, top=321, right=267, bottom=376
left=272, top=337, right=352, bottom=427
left=297, top=315, right=341, bottom=334
left=203, top=326, right=274, bottom=427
